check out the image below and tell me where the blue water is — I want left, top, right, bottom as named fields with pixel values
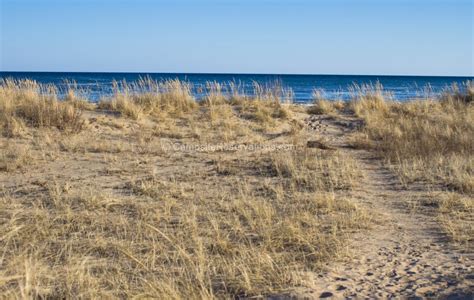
left=0, top=72, right=471, bottom=103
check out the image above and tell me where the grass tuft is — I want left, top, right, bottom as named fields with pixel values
left=0, top=79, right=84, bottom=136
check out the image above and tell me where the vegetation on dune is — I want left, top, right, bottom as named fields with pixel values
left=0, top=79, right=84, bottom=137
left=0, top=78, right=472, bottom=297
left=307, top=90, right=345, bottom=115
left=0, top=78, right=370, bottom=298
left=349, top=82, right=473, bottom=193
left=95, top=79, right=293, bottom=129
left=97, top=79, right=198, bottom=119
left=349, top=82, right=473, bottom=243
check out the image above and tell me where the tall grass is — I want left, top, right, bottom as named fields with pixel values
left=97, top=79, right=197, bottom=119
left=0, top=77, right=377, bottom=298
left=1, top=78, right=295, bottom=131
left=0, top=79, right=371, bottom=297
left=306, top=89, right=344, bottom=115
left=350, top=82, right=473, bottom=243
left=3, top=77, right=470, bottom=296
left=0, top=179, right=369, bottom=298
left=350, top=82, right=473, bottom=192
left=96, top=78, right=293, bottom=125
left=0, top=79, right=84, bottom=136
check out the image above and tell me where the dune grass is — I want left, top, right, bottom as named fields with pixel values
left=0, top=79, right=84, bottom=137
left=307, top=90, right=345, bottom=115
left=97, top=79, right=197, bottom=120
left=349, top=82, right=473, bottom=243
left=0, top=79, right=371, bottom=298
left=0, top=78, right=471, bottom=297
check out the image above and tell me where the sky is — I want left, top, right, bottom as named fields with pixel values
left=0, top=0, right=473, bottom=76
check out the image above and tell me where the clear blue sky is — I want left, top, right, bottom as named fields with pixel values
left=1, top=0, right=473, bottom=76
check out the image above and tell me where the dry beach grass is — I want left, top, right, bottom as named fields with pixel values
left=0, top=79, right=472, bottom=298
left=347, top=84, right=473, bottom=244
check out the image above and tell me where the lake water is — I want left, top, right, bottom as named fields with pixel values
left=0, top=72, right=471, bottom=103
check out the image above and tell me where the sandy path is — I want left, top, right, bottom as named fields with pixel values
left=299, top=114, right=474, bottom=299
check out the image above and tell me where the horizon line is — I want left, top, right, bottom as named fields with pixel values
left=0, top=70, right=473, bottom=78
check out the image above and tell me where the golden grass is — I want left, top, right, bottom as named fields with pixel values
left=0, top=79, right=372, bottom=298
left=97, top=79, right=292, bottom=131
left=350, top=85, right=473, bottom=192
left=350, top=82, right=473, bottom=243
left=64, top=88, right=96, bottom=111
left=436, top=192, right=473, bottom=244
left=0, top=142, right=31, bottom=172
left=98, top=79, right=198, bottom=119
left=5, top=77, right=471, bottom=294
left=307, top=90, right=346, bottom=115
left=270, top=148, right=361, bottom=192
left=0, top=79, right=84, bottom=136
left=0, top=179, right=369, bottom=298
